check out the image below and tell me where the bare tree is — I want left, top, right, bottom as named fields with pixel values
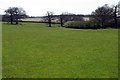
left=46, top=11, right=54, bottom=27
left=5, top=7, right=14, bottom=24
left=5, top=7, right=26, bottom=24
left=112, top=1, right=120, bottom=28
left=14, top=7, right=26, bottom=24
left=60, top=13, right=65, bottom=27
left=92, top=4, right=113, bottom=28
left=118, top=1, right=120, bottom=16
left=113, top=5, right=118, bottom=28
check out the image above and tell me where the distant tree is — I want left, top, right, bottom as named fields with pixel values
left=113, top=5, right=118, bottom=28
left=60, top=12, right=69, bottom=27
left=5, top=7, right=14, bottom=24
left=92, top=4, right=113, bottom=28
left=60, top=14, right=64, bottom=27
left=5, top=7, right=26, bottom=24
left=60, top=12, right=83, bottom=27
left=118, top=1, right=120, bottom=15
left=61, top=12, right=75, bottom=22
left=46, top=11, right=54, bottom=27
left=13, top=7, right=26, bottom=24
left=113, top=1, right=120, bottom=28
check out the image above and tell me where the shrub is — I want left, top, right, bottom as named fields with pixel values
left=64, top=21, right=101, bottom=29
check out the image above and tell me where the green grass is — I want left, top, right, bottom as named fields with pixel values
left=0, top=22, right=2, bottom=79
left=2, top=22, right=118, bottom=78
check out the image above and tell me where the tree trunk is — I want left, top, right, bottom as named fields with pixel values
left=10, top=14, right=13, bottom=24
left=114, top=6, right=117, bottom=28
left=101, top=21, right=104, bottom=28
left=60, top=15, right=63, bottom=27
left=48, top=16, right=51, bottom=27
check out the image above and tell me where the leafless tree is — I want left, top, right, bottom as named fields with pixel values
left=118, top=1, right=120, bottom=15
left=112, top=1, right=120, bottom=28
left=46, top=11, right=54, bottom=27
left=5, top=7, right=26, bottom=24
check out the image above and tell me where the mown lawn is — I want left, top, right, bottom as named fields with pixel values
left=2, top=22, right=118, bottom=78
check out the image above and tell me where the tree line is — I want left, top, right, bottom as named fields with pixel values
left=92, top=3, right=120, bottom=28
left=3, top=1, right=120, bottom=28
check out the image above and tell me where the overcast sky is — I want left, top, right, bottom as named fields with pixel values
left=0, top=0, right=119, bottom=16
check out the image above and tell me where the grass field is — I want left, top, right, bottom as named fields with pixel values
left=2, top=22, right=118, bottom=78
left=0, top=22, right=2, bottom=79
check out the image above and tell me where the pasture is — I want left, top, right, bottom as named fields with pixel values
left=2, top=22, right=118, bottom=78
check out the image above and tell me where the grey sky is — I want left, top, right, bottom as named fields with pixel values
left=0, top=0, right=119, bottom=16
